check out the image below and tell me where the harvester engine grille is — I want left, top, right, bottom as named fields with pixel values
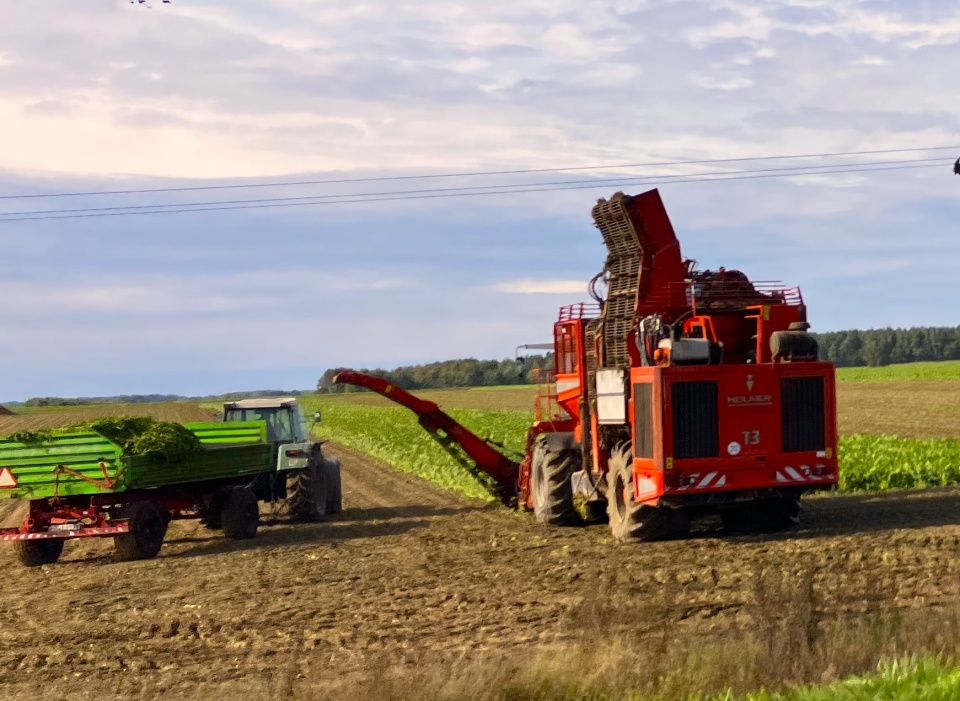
left=781, top=377, right=826, bottom=452
left=671, top=381, right=719, bottom=459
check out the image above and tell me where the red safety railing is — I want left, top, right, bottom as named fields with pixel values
left=557, top=302, right=601, bottom=321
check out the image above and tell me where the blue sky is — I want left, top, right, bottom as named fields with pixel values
left=1, top=0, right=959, bottom=401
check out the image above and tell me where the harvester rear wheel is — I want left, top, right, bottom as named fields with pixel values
left=287, top=458, right=326, bottom=522
left=14, top=539, right=65, bottom=567
left=114, top=501, right=168, bottom=561
left=531, top=439, right=581, bottom=526
left=606, top=443, right=685, bottom=542
left=222, top=486, right=260, bottom=539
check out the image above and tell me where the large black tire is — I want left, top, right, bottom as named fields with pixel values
left=114, top=501, right=168, bottom=561
left=221, top=486, right=260, bottom=539
left=531, top=439, right=581, bottom=526
left=287, top=459, right=326, bottom=522
left=606, top=443, right=686, bottom=542
left=14, top=539, right=64, bottom=567
left=324, top=458, right=342, bottom=515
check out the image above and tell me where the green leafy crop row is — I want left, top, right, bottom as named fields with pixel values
left=307, top=399, right=531, bottom=501
left=839, top=435, right=960, bottom=491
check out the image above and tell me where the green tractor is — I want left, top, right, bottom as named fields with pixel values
left=222, top=397, right=342, bottom=521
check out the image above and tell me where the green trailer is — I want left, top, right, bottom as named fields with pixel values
left=0, top=399, right=342, bottom=567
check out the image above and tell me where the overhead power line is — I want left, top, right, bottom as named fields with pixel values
left=0, top=160, right=945, bottom=223
left=0, top=145, right=957, bottom=201
left=0, top=157, right=949, bottom=219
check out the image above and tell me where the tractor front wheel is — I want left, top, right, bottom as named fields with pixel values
left=324, top=458, right=342, bottom=515
left=606, top=443, right=687, bottom=542
left=14, top=539, right=65, bottom=567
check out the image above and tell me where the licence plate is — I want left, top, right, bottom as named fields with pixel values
left=48, top=523, right=81, bottom=532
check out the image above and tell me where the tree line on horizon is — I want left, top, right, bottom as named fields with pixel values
left=814, top=326, right=960, bottom=367
left=317, top=356, right=554, bottom=393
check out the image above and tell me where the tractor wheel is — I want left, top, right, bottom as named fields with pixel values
left=114, top=501, right=168, bottom=561
left=221, top=487, right=260, bottom=539
left=14, top=539, right=65, bottom=567
left=606, top=443, right=686, bottom=542
left=324, top=457, right=342, bottom=515
left=531, top=439, right=581, bottom=526
left=286, top=458, right=326, bottom=522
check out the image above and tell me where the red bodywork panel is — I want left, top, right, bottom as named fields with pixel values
left=627, top=362, right=838, bottom=505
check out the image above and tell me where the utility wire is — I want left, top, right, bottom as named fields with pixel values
left=0, top=161, right=942, bottom=223
left=0, top=145, right=957, bottom=200
left=0, top=157, right=950, bottom=218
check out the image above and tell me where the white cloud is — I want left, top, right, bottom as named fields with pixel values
left=495, top=279, right=586, bottom=294
left=0, top=0, right=955, bottom=182
left=0, top=270, right=418, bottom=315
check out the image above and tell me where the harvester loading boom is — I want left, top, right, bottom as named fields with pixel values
left=336, top=188, right=839, bottom=541
left=331, top=371, right=520, bottom=501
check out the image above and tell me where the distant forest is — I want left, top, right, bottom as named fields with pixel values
left=317, top=356, right=554, bottom=393
left=813, top=326, right=960, bottom=367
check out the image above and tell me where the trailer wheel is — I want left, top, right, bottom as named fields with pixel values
left=222, top=486, right=260, bottom=539
left=606, top=443, right=685, bottom=542
left=114, top=501, right=168, bottom=561
left=324, top=457, right=342, bottom=515
left=287, top=459, right=326, bottom=522
left=14, top=539, right=65, bottom=567
left=531, top=439, right=581, bottom=526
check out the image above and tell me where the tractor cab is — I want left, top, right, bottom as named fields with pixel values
left=222, top=397, right=319, bottom=443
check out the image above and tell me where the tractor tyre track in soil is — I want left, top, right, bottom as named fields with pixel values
left=2, top=443, right=960, bottom=699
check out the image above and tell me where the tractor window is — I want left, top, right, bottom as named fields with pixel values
left=271, top=410, right=294, bottom=442
left=224, top=408, right=295, bottom=442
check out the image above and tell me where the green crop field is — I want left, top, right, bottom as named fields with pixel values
left=837, top=360, right=960, bottom=382
left=304, top=397, right=529, bottom=501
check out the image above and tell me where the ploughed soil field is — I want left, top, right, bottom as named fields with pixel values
left=2, top=445, right=960, bottom=699
left=0, top=402, right=216, bottom=435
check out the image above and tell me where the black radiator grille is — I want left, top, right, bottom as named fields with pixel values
left=781, top=376, right=826, bottom=452
left=671, top=381, right=719, bottom=459
left=633, top=383, right=654, bottom=459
